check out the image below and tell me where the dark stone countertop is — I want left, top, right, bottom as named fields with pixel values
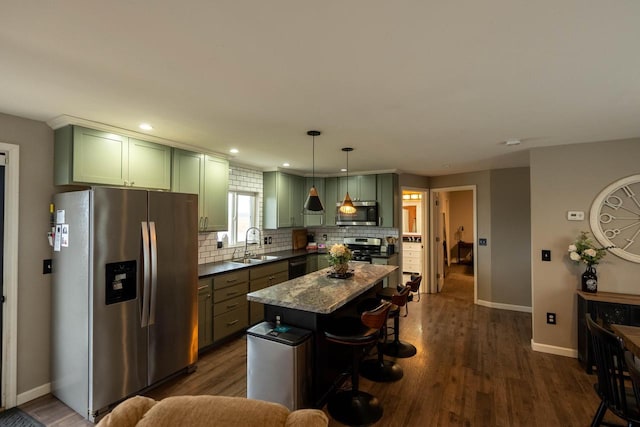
left=198, top=249, right=310, bottom=278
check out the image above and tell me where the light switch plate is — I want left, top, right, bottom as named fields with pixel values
left=567, top=211, right=585, bottom=221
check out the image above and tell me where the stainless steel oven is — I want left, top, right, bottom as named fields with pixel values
left=335, top=201, right=378, bottom=226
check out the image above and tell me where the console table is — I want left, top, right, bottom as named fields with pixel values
left=577, top=290, right=640, bottom=373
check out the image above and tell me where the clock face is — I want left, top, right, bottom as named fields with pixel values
left=589, top=174, right=640, bottom=263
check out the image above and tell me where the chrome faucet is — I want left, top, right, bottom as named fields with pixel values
left=244, top=227, right=262, bottom=259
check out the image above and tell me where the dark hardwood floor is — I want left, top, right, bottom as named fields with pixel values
left=20, top=265, right=617, bottom=426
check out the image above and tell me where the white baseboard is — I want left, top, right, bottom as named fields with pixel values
left=17, top=383, right=50, bottom=406
left=531, top=339, right=578, bottom=358
left=476, top=299, right=532, bottom=313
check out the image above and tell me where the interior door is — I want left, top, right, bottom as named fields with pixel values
left=147, top=191, right=198, bottom=384
left=434, top=192, right=445, bottom=292
left=0, top=155, right=5, bottom=390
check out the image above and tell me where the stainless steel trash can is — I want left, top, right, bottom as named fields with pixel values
left=246, top=322, right=312, bottom=410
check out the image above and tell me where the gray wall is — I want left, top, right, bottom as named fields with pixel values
left=431, top=168, right=532, bottom=307
left=530, top=138, right=640, bottom=351
left=490, top=167, right=531, bottom=307
left=0, top=112, right=54, bottom=395
left=430, top=171, right=493, bottom=301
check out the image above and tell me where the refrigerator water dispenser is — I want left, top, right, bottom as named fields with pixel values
left=105, top=261, right=137, bottom=305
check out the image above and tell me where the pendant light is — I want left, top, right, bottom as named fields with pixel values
left=303, top=130, right=324, bottom=213
left=339, top=147, right=356, bottom=215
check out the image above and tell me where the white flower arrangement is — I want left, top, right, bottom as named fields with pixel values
left=568, top=231, right=610, bottom=266
left=328, top=243, right=352, bottom=266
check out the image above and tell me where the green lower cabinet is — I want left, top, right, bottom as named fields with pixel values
left=249, top=261, right=289, bottom=325
left=197, top=279, right=213, bottom=350
left=372, top=254, right=399, bottom=288
left=212, top=270, right=249, bottom=342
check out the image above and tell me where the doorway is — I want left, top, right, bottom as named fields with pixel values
left=400, top=188, right=428, bottom=290
left=1, top=143, right=19, bottom=409
left=429, top=186, right=478, bottom=301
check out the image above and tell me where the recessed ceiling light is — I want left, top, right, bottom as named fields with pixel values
left=283, top=163, right=290, bottom=167
left=229, top=148, right=239, bottom=154
left=139, top=123, right=153, bottom=131
left=340, top=168, right=347, bottom=172
left=504, top=139, right=521, bottom=146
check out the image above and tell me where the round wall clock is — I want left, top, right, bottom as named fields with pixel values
left=589, top=174, right=640, bottom=263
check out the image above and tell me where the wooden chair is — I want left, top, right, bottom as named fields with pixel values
left=586, top=314, right=640, bottom=426
left=324, top=301, right=392, bottom=426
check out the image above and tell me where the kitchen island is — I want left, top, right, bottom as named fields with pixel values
left=247, top=263, right=398, bottom=407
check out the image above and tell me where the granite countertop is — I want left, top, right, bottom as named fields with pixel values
left=197, top=249, right=309, bottom=277
left=246, top=263, right=398, bottom=314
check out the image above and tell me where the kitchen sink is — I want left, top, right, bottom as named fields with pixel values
left=253, top=255, right=279, bottom=261
left=230, top=255, right=280, bottom=264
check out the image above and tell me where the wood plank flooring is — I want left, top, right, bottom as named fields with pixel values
left=20, top=265, right=620, bottom=426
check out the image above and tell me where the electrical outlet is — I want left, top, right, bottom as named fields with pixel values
left=542, top=250, right=551, bottom=261
left=264, top=237, right=268, bottom=245
left=547, top=312, right=556, bottom=324
left=43, top=259, right=52, bottom=274
left=268, top=236, right=272, bottom=244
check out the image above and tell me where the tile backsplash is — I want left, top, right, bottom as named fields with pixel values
left=197, top=165, right=399, bottom=264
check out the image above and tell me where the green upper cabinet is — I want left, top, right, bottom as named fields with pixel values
left=202, top=155, right=229, bottom=231
left=377, top=173, right=399, bottom=228
left=54, top=125, right=171, bottom=190
left=303, top=177, right=326, bottom=227
left=264, top=171, right=306, bottom=228
left=324, top=177, right=338, bottom=226
left=338, top=174, right=377, bottom=201
left=172, top=149, right=229, bottom=232
left=128, top=138, right=172, bottom=189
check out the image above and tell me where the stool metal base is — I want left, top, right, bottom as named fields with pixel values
left=360, top=358, right=403, bottom=382
left=327, top=390, right=383, bottom=426
left=383, top=340, right=417, bottom=358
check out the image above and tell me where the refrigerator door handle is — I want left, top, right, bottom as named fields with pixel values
left=149, top=221, right=158, bottom=325
left=141, top=221, right=151, bottom=327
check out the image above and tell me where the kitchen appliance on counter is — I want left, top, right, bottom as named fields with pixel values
left=344, top=237, right=383, bottom=263
left=51, top=187, right=198, bottom=421
left=335, top=201, right=378, bottom=226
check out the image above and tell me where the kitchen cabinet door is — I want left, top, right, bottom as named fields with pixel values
left=71, top=126, right=128, bottom=186
left=56, top=125, right=171, bottom=190
left=202, top=155, right=229, bottom=231
left=197, top=279, right=213, bottom=349
left=128, top=138, right=171, bottom=190
left=377, top=173, right=398, bottom=227
left=372, top=254, right=399, bottom=288
left=264, top=171, right=306, bottom=228
left=276, top=172, right=293, bottom=227
left=289, top=174, right=305, bottom=227
left=357, top=175, right=378, bottom=200
left=324, top=177, right=338, bottom=226
left=172, top=150, right=228, bottom=232
left=338, top=174, right=377, bottom=201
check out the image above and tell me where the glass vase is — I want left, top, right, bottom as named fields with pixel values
left=581, top=265, right=598, bottom=293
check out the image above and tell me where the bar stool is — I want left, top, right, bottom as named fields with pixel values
left=324, top=301, right=392, bottom=426
left=379, top=284, right=417, bottom=358
left=358, top=298, right=404, bottom=383
left=407, top=275, right=422, bottom=302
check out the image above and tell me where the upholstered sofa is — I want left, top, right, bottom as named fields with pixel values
left=96, top=395, right=328, bottom=427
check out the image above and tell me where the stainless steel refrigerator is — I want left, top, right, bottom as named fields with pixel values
left=51, top=187, right=198, bottom=421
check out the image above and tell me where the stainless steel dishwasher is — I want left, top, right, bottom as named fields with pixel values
left=288, top=256, right=308, bottom=279
left=246, top=321, right=312, bottom=410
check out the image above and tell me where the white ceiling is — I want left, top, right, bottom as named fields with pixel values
left=1, top=1, right=639, bottom=176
